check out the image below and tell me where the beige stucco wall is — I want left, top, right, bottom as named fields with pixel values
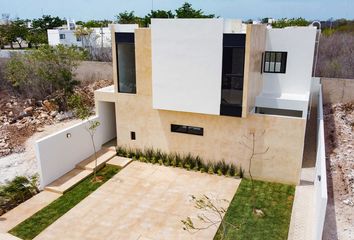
left=242, top=24, right=266, bottom=117
left=114, top=28, right=306, bottom=185
left=322, top=78, right=354, bottom=104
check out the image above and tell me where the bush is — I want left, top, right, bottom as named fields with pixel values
left=5, top=45, right=87, bottom=108
left=0, top=175, right=39, bottom=216
left=115, top=146, right=241, bottom=178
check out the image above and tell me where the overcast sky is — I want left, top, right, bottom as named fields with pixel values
left=1, top=0, right=353, bottom=21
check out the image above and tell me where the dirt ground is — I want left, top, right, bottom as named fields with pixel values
left=323, top=103, right=354, bottom=240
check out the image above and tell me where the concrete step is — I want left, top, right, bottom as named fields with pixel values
left=0, top=191, right=61, bottom=232
left=0, top=233, right=22, bottom=240
left=44, top=168, right=92, bottom=194
left=76, top=148, right=117, bottom=171
left=106, top=156, right=132, bottom=168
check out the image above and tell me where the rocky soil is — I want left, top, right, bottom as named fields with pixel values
left=323, top=102, right=354, bottom=240
left=0, top=79, right=112, bottom=158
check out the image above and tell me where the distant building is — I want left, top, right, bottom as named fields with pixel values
left=47, top=20, right=111, bottom=48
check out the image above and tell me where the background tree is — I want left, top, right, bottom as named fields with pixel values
left=74, top=26, right=94, bottom=48
left=175, top=2, right=215, bottom=18
left=116, top=11, right=142, bottom=25
left=25, top=28, right=47, bottom=48
left=9, top=19, right=28, bottom=48
left=143, top=10, right=175, bottom=26
left=68, top=94, right=101, bottom=182
left=31, top=15, right=66, bottom=31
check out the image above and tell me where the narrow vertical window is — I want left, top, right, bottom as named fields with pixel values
left=116, top=33, right=136, bottom=94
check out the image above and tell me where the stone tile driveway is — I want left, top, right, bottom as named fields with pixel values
left=34, top=161, right=241, bottom=240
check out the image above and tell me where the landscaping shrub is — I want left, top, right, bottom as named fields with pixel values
left=115, top=146, right=242, bottom=178
left=0, top=175, right=39, bottom=216
left=4, top=45, right=87, bottom=109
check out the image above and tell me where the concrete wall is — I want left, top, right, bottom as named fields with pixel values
left=115, top=28, right=306, bottom=185
left=322, top=78, right=354, bottom=104
left=242, top=24, right=266, bottom=117
left=36, top=101, right=116, bottom=187
left=263, top=27, right=317, bottom=95
left=314, top=86, right=328, bottom=240
left=74, top=61, right=113, bottom=82
left=151, top=19, right=224, bottom=115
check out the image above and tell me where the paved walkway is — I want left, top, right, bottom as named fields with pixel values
left=34, top=162, right=241, bottom=240
left=0, top=191, right=61, bottom=233
left=287, top=168, right=316, bottom=240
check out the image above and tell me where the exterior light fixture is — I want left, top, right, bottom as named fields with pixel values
left=66, top=133, right=72, bottom=139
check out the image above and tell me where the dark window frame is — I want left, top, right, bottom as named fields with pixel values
left=130, top=131, right=136, bottom=140
left=263, top=51, right=287, bottom=74
left=171, top=124, right=203, bottom=136
left=59, top=34, right=65, bottom=40
left=116, top=32, right=136, bottom=94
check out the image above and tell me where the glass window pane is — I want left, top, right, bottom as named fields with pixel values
left=276, top=52, right=282, bottom=62
left=118, top=44, right=136, bottom=93
left=275, top=62, right=281, bottom=72
left=270, top=52, right=276, bottom=62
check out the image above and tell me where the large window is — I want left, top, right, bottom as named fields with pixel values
left=263, top=51, right=287, bottom=73
left=220, top=34, right=246, bottom=117
left=116, top=33, right=136, bottom=94
left=171, top=124, right=203, bottom=136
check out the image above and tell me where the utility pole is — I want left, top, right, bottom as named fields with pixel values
left=100, top=26, right=104, bottom=48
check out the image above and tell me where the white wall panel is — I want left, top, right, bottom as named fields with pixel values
left=151, top=19, right=224, bottom=115
left=263, top=27, right=317, bottom=95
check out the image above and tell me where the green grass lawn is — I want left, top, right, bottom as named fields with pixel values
left=214, top=179, right=295, bottom=240
left=9, top=165, right=120, bottom=240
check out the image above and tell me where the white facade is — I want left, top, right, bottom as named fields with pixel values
left=255, top=27, right=317, bottom=117
left=151, top=19, right=224, bottom=115
left=47, top=27, right=112, bottom=48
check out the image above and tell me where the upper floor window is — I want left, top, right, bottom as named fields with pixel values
left=116, top=33, right=136, bottom=94
left=59, top=34, right=65, bottom=40
left=263, top=51, right=287, bottom=73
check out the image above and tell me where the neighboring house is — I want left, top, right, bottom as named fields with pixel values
left=95, top=19, right=317, bottom=185
left=47, top=27, right=111, bottom=48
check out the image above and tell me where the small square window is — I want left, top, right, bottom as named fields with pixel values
left=59, top=34, right=66, bottom=40
left=263, top=51, right=287, bottom=73
left=130, top=131, right=136, bottom=140
left=76, top=36, right=81, bottom=41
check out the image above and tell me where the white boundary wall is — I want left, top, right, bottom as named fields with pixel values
left=36, top=101, right=116, bottom=187
left=314, top=85, right=328, bottom=240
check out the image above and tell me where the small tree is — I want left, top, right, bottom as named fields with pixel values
left=68, top=93, right=101, bottom=182
left=240, top=129, right=269, bottom=213
left=181, top=195, right=238, bottom=240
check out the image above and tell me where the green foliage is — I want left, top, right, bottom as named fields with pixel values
left=0, top=175, right=39, bottom=215
left=68, top=93, right=92, bottom=120
left=214, top=179, right=295, bottom=240
left=116, top=11, right=142, bottom=25
left=78, top=20, right=111, bottom=28
left=272, top=17, right=310, bottom=28
left=0, top=19, right=28, bottom=48
left=31, top=15, right=66, bottom=31
left=116, top=146, right=242, bottom=178
left=10, top=165, right=120, bottom=240
left=175, top=2, right=215, bottom=18
left=5, top=45, right=86, bottom=103
left=143, top=10, right=175, bottom=26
